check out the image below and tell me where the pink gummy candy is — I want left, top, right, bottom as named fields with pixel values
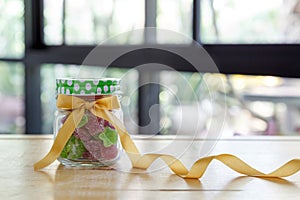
left=61, top=112, right=118, bottom=162
left=84, top=114, right=104, bottom=136
left=99, top=143, right=118, bottom=160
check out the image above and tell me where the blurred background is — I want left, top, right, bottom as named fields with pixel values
left=1, top=0, right=300, bottom=137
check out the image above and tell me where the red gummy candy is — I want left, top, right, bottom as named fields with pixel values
left=84, top=114, right=104, bottom=136
left=83, top=140, right=103, bottom=160
left=76, top=128, right=92, bottom=142
left=82, top=150, right=97, bottom=161
left=103, top=120, right=115, bottom=130
left=99, top=142, right=118, bottom=160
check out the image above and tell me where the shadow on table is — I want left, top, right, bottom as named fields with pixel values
left=35, top=164, right=299, bottom=199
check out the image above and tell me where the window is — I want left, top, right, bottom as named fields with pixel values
left=157, top=0, right=193, bottom=42
left=0, top=0, right=24, bottom=58
left=1, top=0, right=300, bottom=136
left=0, top=62, right=24, bottom=134
left=201, top=0, right=300, bottom=43
left=44, top=0, right=145, bottom=45
left=0, top=0, right=24, bottom=134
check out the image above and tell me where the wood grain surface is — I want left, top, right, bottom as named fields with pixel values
left=0, top=135, right=300, bottom=200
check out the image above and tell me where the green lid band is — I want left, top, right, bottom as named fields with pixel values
left=56, top=78, right=120, bottom=95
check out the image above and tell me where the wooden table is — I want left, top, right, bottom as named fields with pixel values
left=1, top=135, right=300, bottom=200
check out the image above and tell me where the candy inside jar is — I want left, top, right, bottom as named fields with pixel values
left=59, top=112, right=119, bottom=164
left=54, top=78, right=122, bottom=167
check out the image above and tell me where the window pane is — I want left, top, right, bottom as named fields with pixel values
left=160, top=71, right=300, bottom=136
left=44, top=0, right=63, bottom=45
left=159, top=71, right=226, bottom=136
left=41, top=64, right=138, bottom=134
left=0, top=0, right=24, bottom=58
left=228, top=75, right=300, bottom=135
left=67, top=0, right=144, bottom=44
left=44, top=0, right=145, bottom=45
left=201, top=0, right=300, bottom=43
left=0, top=62, right=24, bottom=134
left=157, top=0, right=193, bottom=43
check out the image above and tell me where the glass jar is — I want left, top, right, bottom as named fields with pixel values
left=54, top=78, right=122, bottom=167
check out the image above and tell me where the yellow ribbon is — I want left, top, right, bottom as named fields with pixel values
left=34, top=94, right=300, bottom=179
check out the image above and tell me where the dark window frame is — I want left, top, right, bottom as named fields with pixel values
left=0, top=0, right=300, bottom=133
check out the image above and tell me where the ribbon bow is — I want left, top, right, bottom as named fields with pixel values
left=34, top=94, right=300, bottom=179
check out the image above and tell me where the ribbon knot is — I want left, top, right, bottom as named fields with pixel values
left=84, top=101, right=94, bottom=110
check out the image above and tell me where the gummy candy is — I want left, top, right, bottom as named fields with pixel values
left=60, top=111, right=119, bottom=162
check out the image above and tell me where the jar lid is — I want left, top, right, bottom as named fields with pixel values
left=56, top=78, right=121, bottom=95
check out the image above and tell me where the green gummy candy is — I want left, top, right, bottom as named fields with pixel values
left=67, top=137, right=86, bottom=159
left=60, top=135, right=75, bottom=158
left=60, top=135, right=86, bottom=159
left=98, top=127, right=118, bottom=147
left=77, top=115, right=88, bottom=128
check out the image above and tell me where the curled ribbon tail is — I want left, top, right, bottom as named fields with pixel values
left=267, top=159, right=300, bottom=177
